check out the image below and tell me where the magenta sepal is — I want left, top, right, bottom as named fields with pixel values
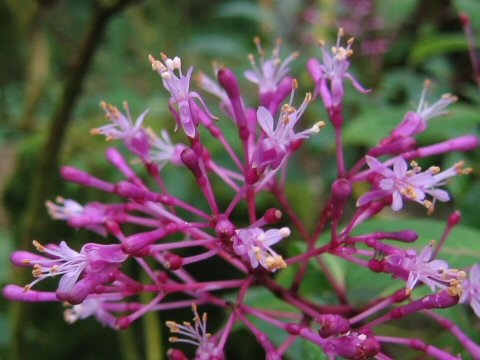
left=3, top=285, right=58, bottom=302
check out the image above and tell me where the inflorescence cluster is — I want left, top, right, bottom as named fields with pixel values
left=4, top=29, right=480, bottom=359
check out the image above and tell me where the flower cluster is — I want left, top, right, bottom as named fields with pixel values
left=4, top=30, right=480, bottom=360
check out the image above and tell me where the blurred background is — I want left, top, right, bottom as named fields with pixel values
left=1, top=0, right=480, bottom=359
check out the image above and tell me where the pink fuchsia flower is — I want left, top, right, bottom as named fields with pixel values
left=252, top=91, right=324, bottom=171
left=245, top=37, right=298, bottom=105
left=166, top=304, right=224, bottom=360
left=386, top=241, right=466, bottom=294
left=64, top=294, right=122, bottom=328
left=356, top=156, right=468, bottom=211
left=91, top=101, right=150, bottom=159
left=310, top=28, right=370, bottom=107
left=22, top=240, right=128, bottom=304
left=232, top=226, right=290, bottom=271
left=146, top=128, right=187, bottom=168
left=460, top=264, right=480, bottom=317
left=392, top=80, right=458, bottom=138
left=46, top=197, right=109, bottom=236
left=149, top=54, right=216, bottom=139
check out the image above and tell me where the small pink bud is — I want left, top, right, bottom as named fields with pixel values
left=393, top=289, right=410, bottom=303
left=448, top=210, right=461, bottom=226
left=180, top=149, right=203, bottom=178
left=264, top=208, right=282, bottom=224
left=164, top=253, right=183, bottom=270
left=215, top=218, right=236, bottom=240
left=286, top=323, right=301, bottom=335
left=167, top=349, right=188, bottom=360
left=368, top=259, right=383, bottom=273
left=317, top=314, right=351, bottom=338
left=116, top=316, right=132, bottom=330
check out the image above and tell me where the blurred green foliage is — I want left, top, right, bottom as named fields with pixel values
left=1, top=0, right=479, bottom=359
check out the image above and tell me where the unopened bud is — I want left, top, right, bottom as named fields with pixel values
left=264, top=208, right=282, bottom=224
left=448, top=210, right=461, bottom=226
left=164, top=253, right=183, bottom=270
left=180, top=149, right=203, bottom=178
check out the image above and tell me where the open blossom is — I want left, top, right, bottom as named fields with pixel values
left=252, top=90, right=324, bottom=171
left=166, top=304, right=224, bottom=360
left=392, top=80, right=458, bottom=138
left=245, top=37, right=298, bottom=100
left=147, top=128, right=187, bottom=168
left=21, top=240, right=128, bottom=304
left=310, top=28, right=370, bottom=107
left=64, top=294, right=121, bottom=328
left=386, top=241, right=466, bottom=294
left=46, top=197, right=110, bottom=236
left=91, top=101, right=150, bottom=159
left=356, top=156, right=469, bottom=211
left=149, top=54, right=216, bottom=138
left=232, top=226, right=290, bottom=271
left=460, top=264, right=480, bottom=317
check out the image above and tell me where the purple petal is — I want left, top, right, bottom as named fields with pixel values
left=471, top=298, right=480, bottom=318
left=426, top=189, right=450, bottom=202
left=391, top=191, right=403, bottom=211
left=393, top=157, right=408, bottom=179
left=365, top=156, right=393, bottom=178
left=244, top=70, right=260, bottom=84
left=470, top=264, right=480, bottom=284
left=344, top=73, right=371, bottom=94
left=257, top=106, right=275, bottom=137
left=331, top=77, right=344, bottom=106
left=356, top=189, right=390, bottom=207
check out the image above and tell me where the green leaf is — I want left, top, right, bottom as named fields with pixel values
left=343, top=106, right=408, bottom=147
left=416, top=105, right=480, bottom=143
left=410, top=34, right=468, bottom=65
left=377, top=0, right=418, bottom=28
left=215, top=1, right=267, bottom=23
left=300, top=338, right=328, bottom=360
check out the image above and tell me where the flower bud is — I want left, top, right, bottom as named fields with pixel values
left=448, top=210, right=461, bottom=226
left=61, top=166, right=115, bottom=192
left=164, top=253, right=183, bottom=270
left=331, top=179, right=352, bottom=220
left=317, top=314, right=351, bottom=338
left=180, top=148, right=203, bottom=178
left=264, top=208, right=282, bottom=224
left=215, top=218, right=236, bottom=240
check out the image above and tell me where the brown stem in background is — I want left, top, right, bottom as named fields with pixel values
left=9, top=1, right=140, bottom=359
